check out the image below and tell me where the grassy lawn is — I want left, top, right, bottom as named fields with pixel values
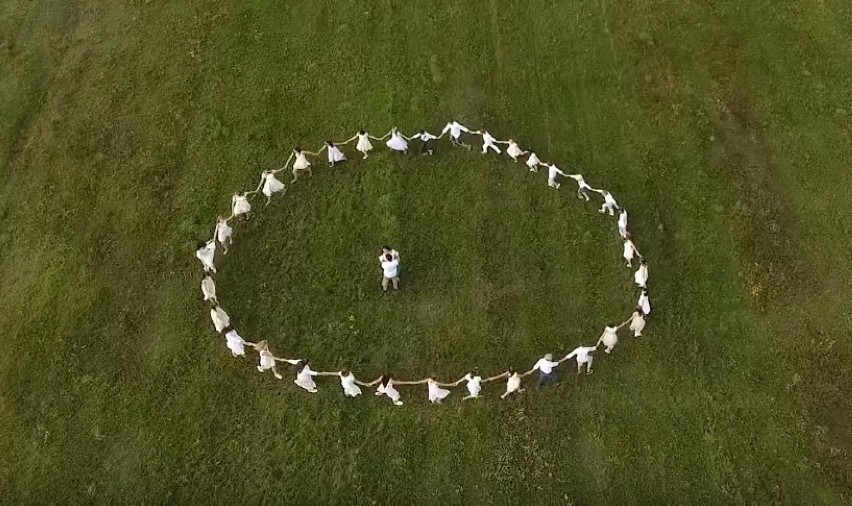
left=1, top=0, right=851, bottom=503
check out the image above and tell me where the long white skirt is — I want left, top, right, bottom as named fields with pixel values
left=507, top=143, right=523, bottom=159
left=233, top=197, right=251, bottom=216
left=262, top=175, right=286, bottom=197
left=211, top=308, right=229, bottom=332
left=634, top=266, right=648, bottom=287
left=386, top=135, right=408, bottom=152
left=328, top=146, right=346, bottom=163
left=428, top=381, right=450, bottom=403
left=356, top=136, right=374, bottom=153
left=294, top=375, right=317, bottom=391
left=630, top=317, right=646, bottom=337
left=225, top=331, right=245, bottom=356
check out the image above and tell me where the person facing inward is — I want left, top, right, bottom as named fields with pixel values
left=252, top=340, right=299, bottom=380
left=597, top=189, right=619, bottom=216
left=379, top=249, right=401, bottom=292
left=545, top=163, right=567, bottom=189
left=440, top=120, right=473, bottom=149
left=319, top=140, right=347, bottom=167
left=382, top=127, right=409, bottom=154
left=196, top=240, right=217, bottom=273
left=255, top=170, right=286, bottom=205
left=231, top=192, right=252, bottom=221
left=410, top=130, right=438, bottom=156
left=222, top=325, right=254, bottom=358
left=290, top=147, right=318, bottom=183
left=623, top=308, right=646, bottom=338
left=597, top=322, right=628, bottom=354
left=341, top=130, right=382, bottom=160
left=214, top=215, right=233, bottom=254
left=527, top=353, right=561, bottom=387
left=561, top=345, right=597, bottom=374
left=201, top=272, right=216, bottom=303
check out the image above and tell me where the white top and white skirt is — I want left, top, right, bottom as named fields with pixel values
left=295, top=365, right=318, bottom=391
left=618, top=210, right=628, bottom=237
left=634, top=264, right=648, bottom=287
left=328, top=145, right=347, bottom=163
left=427, top=379, right=451, bottom=403
left=506, top=373, right=522, bottom=394
left=629, top=311, right=646, bottom=336
left=526, top=152, right=541, bottom=170
left=639, top=291, right=652, bottom=314
left=210, top=307, right=230, bottom=333
left=601, top=326, right=619, bottom=347
left=262, top=172, right=286, bottom=197
left=293, top=152, right=311, bottom=170
left=216, top=220, right=233, bottom=243
left=225, top=329, right=246, bottom=356
left=356, top=133, right=374, bottom=153
left=232, top=194, right=251, bottom=216
left=196, top=241, right=216, bottom=272
left=376, top=380, right=402, bottom=404
left=623, top=240, right=637, bottom=262
left=507, top=142, right=523, bottom=159
left=201, top=276, right=216, bottom=301
left=258, top=351, right=276, bottom=371
left=463, top=373, right=482, bottom=397
left=386, top=132, right=408, bottom=152
left=340, top=373, right=362, bottom=397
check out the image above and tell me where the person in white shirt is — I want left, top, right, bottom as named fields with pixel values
left=201, top=273, right=216, bottom=303
left=214, top=216, right=233, bottom=254
left=410, top=130, right=438, bottom=156
left=597, top=189, right=619, bottom=216
left=366, top=374, right=422, bottom=406
left=545, top=163, right=567, bottom=189
left=196, top=240, right=217, bottom=273
left=342, top=130, right=383, bottom=159
left=638, top=288, right=652, bottom=315
left=527, top=353, right=561, bottom=386
left=454, top=371, right=483, bottom=400
left=618, top=209, right=629, bottom=238
left=293, top=360, right=322, bottom=393
left=634, top=258, right=649, bottom=288
left=231, top=193, right=252, bottom=221
left=597, top=323, right=627, bottom=354
left=289, top=147, right=318, bottom=183
left=222, top=325, right=254, bottom=357
left=252, top=340, right=299, bottom=380
left=255, top=170, right=286, bottom=205
left=440, top=120, right=472, bottom=149
left=485, top=368, right=525, bottom=399
left=475, top=130, right=502, bottom=155
left=526, top=152, right=543, bottom=172
left=497, top=139, right=528, bottom=162
left=561, top=345, right=598, bottom=374
left=319, top=369, right=364, bottom=398
left=379, top=252, right=401, bottom=292
left=623, top=308, right=647, bottom=337
left=210, top=304, right=230, bottom=333
left=623, top=235, right=641, bottom=268
left=567, top=174, right=593, bottom=201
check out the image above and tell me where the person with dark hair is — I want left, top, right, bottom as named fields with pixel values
left=475, top=130, right=502, bottom=155
left=317, top=369, right=364, bottom=398
left=319, top=140, right=347, bottom=167
left=567, top=173, right=594, bottom=202
left=252, top=340, right=300, bottom=380
left=561, top=345, right=597, bottom=374
left=499, top=139, right=528, bottom=162
left=290, top=147, right=318, bottom=183
left=484, top=368, right=526, bottom=399
left=545, top=162, right=568, bottom=189
left=214, top=215, right=233, bottom=253
left=210, top=303, right=230, bottom=333
left=341, top=130, right=382, bottom=159
left=638, top=288, right=652, bottom=315
left=526, top=151, right=543, bottom=172
left=222, top=325, right=254, bottom=357
left=597, top=323, right=627, bottom=354
left=440, top=120, right=473, bottom=149
left=201, top=272, right=216, bottom=303
left=410, top=130, right=438, bottom=156
left=618, top=208, right=629, bottom=238
left=623, top=234, right=641, bottom=268
left=382, top=127, right=409, bottom=154
left=454, top=371, right=483, bottom=400
left=231, top=192, right=252, bottom=220
left=255, top=170, right=286, bottom=205
left=293, top=360, right=324, bottom=393
left=624, top=308, right=647, bottom=337
left=634, top=258, right=649, bottom=288
left=196, top=240, right=217, bottom=273
left=366, top=374, right=422, bottom=406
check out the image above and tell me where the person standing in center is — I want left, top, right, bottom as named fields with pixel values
left=527, top=353, right=561, bottom=387
left=379, top=248, right=401, bottom=292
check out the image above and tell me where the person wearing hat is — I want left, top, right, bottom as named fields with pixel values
left=527, top=353, right=561, bottom=387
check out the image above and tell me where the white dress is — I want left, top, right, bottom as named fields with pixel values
left=258, top=351, right=276, bottom=371
left=294, top=365, right=318, bottom=391
left=293, top=152, right=311, bottom=170
left=196, top=242, right=216, bottom=272
left=216, top=220, right=232, bottom=243
left=427, top=379, right=451, bottom=403
left=601, top=326, right=619, bottom=348
left=526, top=152, right=541, bottom=170
left=634, top=264, right=648, bottom=287
left=340, top=373, right=362, bottom=397
left=564, top=346, right=596, bottom=364
left=629, top=311, right=646, bottom=337
left=507, top=142, right=523, bottom=160
left=201, top=276, right=216, bottom=301
left=463, top=373, right=482, bottom=397
left=639, top=291, right=652, bottom=314
left=506, top=373, right=522, bottom=394
left=232, top=194, right=251, bottom=216
left=356, top=133, right=374, bottom=153
left=224, top=329, right=246, bottom=356
left=210, top=307, right=230, bottom=333
left=327, top=145, right=346, bottom=163
left=386, top=132, right=408, bottom=152
left=376, top=380, right=403, bottom=404
left=623, top=240, right=636, bottom=263
left=262, top=172, right=286, bottom=197
left=618, top=210, right=628, bottom=237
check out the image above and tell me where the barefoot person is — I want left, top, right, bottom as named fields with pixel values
left=623, top=308, right=647, bottom=338
left=634, top=258, right=649, bottom=288
left=382, top=127, right=409, bottom=154
left=623, top=234, right=641, bottom=268
left=222, top=325, right=255, bottom=358
left=596, top=322, right=628, bottom=354
left=567, top=173, right=594, bottom=202
left=618, top=208, right=629, bottom=238
left=231, top=192, right=252, bottom=221
left=210, top=303, right=230, bottom=333
left=319, top=140, right=348, bottom=167
left=597, top=189, right=620, bottom=216
left=318, top=369, right=364, bottom=398
left=214, top=215, right=233, bottom=253
left=485, top=368, right=526, bottom=399
left=527, top=353, right=561, bottom=387
left=499, top=139, right=528, bottom=162
left=440, top=120, right=473, bottom=149
left=290, top=147, right=318, bottom=183
left=379, top=250, right=401, bottom=292
left=476, top=130, right=502, bottom=155
left=252, top=340, right=299, bottom=380
left=526, top=151, right=543, bottom=172
left=293, top=360, right=323, bottom=393
left=366, top=374, right=422, bottom=406
left=638, top=288, right=652, bottom=315
left=341, top=130, right=382, bottom=159
left=454, top=371, right=484, bottom=400
left=255, top=170, right=286, bottom=205
left=561, top=345, right=597, bottom=374
left=545, top=163, right=568, bottom=189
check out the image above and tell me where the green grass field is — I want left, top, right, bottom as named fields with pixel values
left=2, top=0, right=852, bottom=503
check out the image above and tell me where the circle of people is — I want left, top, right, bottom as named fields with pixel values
left=195, top=120, right=652, bottom=406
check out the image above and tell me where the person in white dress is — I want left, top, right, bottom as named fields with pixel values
left=526, top=152, right=543, bottom=172
left=195, top=240, right=217, bottom=273
left=440, top=120, right=473, bottom=149
left=222, top=325, right=254, bottom=357
left=231, top=193, right=252, bottom=221
left=485, top=368, right=526, bottom=399
left=319, top=369, right=364, bottom=398
left=214, top=216, right=233, bottom=254
left=210, top=304, right=230, bottom=333
left=618, top=209, right=629, bottom=238
left=366, top=374, right=421, bottom=406
left=623, top=235, right=641, bottom=268
left=252, top=340, right=299, bottom=380
left=475, top=130, right=502, bottom=155
left=560, top=345, right=598, bottom=374
left=201, top=273, right=216, bottom=303
left=342, top=130, right=382, bottom=159
left=254, top=170, right=286, bottom=205
left=293, top=361, right=322, bottom=393
left=634, top=258, right=649, bottom=288
left=597, top=323, right=627, bottom=354
left=410, top=130, right=439, bottom=156
left=319, top=140, right=348, bottom=167
left=597, top=189, right=619, bottom=216
left=526, top=353, right=561, bottom=387
left=497, top=139, right=528, bottom=162
left=567, top=174, right=594, bottom=201
left=382, top=128, right=409, bottom=154
left=289, top=147, right=318, bottom=183
left=421, top=377, right=453, bottom=404
left=623, top=308, right=647, bottom=338
left=545, top=163, right=567, bottom=189
left=638, top=288, right=652, bottom=315
left=453, top=371, right=483, bottom=400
